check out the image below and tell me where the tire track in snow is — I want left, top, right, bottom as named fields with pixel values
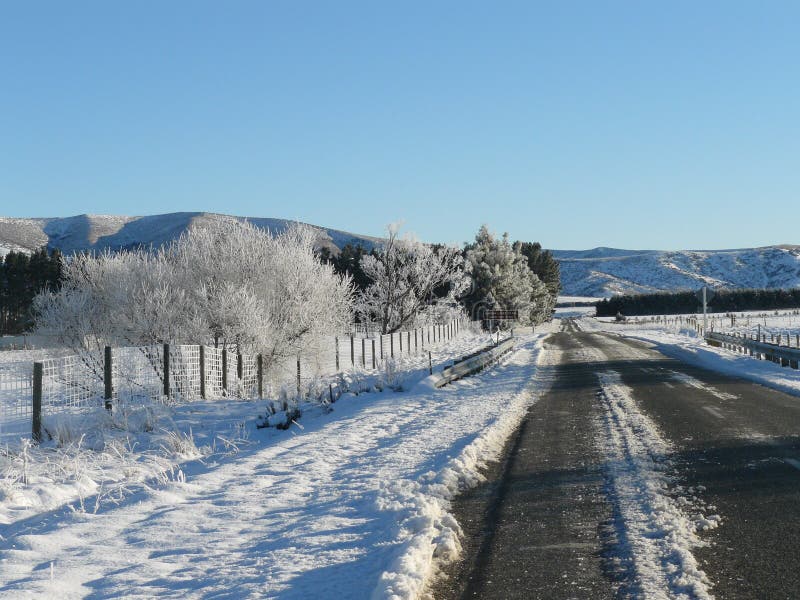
left=597, top=370, right=720, bottom=600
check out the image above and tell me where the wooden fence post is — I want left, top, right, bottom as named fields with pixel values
left=380, top=335, right=384, bottom=360
left=163, top=343, right=170, bottom=398
left=222, top=348, right=228, bottom=394
left=407, top=331, right=411, bottom=353
left=199, top=345, right=206, bottom=400
left=362, top=337, right=366, bottom=367
left=372, top=339, right=376, bottom=369
left=415, top=329, right=418, bottom=353
left=237, top=353, right=243, bottom=381
left=350, top=335, right=355, bottom=367
left=400, top=331, right=403, bottom=352
left=104, top=346, right=113, bottom=411
left=32, top=362, right=43, bottom=443
left=257, top=354, right=263, bottom=399
left=296, top=355, right=301, bottom=397
left=390, top=333, right=394, bottom=358
left=335, top=336, right=340, bottom=371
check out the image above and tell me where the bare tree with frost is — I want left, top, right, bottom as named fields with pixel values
left=34, top=220, right=353, bottom=369
left=356, top=223, right=470, bottom=334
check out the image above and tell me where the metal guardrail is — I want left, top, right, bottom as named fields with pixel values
left=705, top=331, right=800, bottom=369
left=434, top=337, right=516, bottom=388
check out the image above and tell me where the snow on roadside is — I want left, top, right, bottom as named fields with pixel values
left=597, top=370, right=720, bottom=600
left=0, top=332, right=551, bottom=599
left=373, top=335, right=553, bottom=599
left=582, top=317, right=800, bottom=398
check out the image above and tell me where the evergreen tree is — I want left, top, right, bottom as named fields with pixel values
left=0, top=247, right=62, bottom=334
left=319, top=243, right=374, bottom=292
left=464, top=226, right=550, bottom=326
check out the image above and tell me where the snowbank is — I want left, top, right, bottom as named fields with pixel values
left=0, top=332, right=551, bottom=599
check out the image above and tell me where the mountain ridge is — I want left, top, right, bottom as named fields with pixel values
left=1, top=213, right=798, bottom=297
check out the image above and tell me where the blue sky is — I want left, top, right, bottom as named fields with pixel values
left=1, top=1, right=798, bottom=250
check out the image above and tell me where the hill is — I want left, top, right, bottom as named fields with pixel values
left=0, top=213, right=380, bottom=256
left=553, top=246, right=800, bottom=297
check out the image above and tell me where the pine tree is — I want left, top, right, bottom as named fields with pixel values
left=464, top=226, right=550, bottom=326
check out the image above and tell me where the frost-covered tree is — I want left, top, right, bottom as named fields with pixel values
left=34, top=220, right=353, bottom=369
left=464, top=225, right=550, bottom=326
left=357, top=224, right=470, bottom=334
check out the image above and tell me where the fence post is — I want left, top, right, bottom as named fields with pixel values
left=296, top=355, right=301, bottom=397
left=400, top=331, right=403, bottom=352
left=362, top=337, right=366, bottom=367
left=32, top=362, right=43, bottom=443
left=199, top=345, right=206, bottom=400
left=428, top=351, right=432, bottom=375
left=380, top=335, right=384, bottom=360
left=391, top=333, right=394, bottom=358
left=237, top=353, right=243, bottom=381
left=372, top=339, right=376, bottom=369
left=163, top=343, right=170, bottom=398
left=257, top=354, right=263, bottom=399
left=104, top=346, right=113, bottom=411
left=350, top=335, right=355, bottom=367
left=415, top=329, right=418, bottom=353
left=335, top=336, right=340, bottom=371
left=222, top=348, right=228, bottom=394
left=407, top=331, right=411, bottom=353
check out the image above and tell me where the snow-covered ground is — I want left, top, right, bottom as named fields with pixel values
left=0, top=327, right=556, bottom=598
left=582, top=313, right=800, bottom=397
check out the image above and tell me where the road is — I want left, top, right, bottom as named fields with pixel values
left=432, top=320, right=800, bottom=599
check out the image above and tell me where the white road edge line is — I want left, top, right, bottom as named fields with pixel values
left=701, top=406, right=725, bottom=420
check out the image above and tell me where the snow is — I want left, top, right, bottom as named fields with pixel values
left=581, top=314, right=800, bottom=397
left=555, top=246, right=800, bottom=297
left=597, top=369, right=719, bottom=599
left=0, top=213, right=380, bottom=256
left=0, top=331, right=553, bottom=599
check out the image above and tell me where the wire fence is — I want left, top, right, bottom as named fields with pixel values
left=0, top=319, right=466, bottom=445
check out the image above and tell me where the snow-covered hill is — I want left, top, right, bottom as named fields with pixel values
left=0, top=213, right=381, bottom=256
left=3, top=214, right=798, bottom=296
left=554, top=246, right=800, bottom=297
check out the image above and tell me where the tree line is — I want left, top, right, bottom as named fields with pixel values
left=319, top=224, right=561, bottom=332
left=7, top=222, right=559, bottom=352
left=596, top=287, right=800, bottom=317
left=0, top=248, right=62, bottom=335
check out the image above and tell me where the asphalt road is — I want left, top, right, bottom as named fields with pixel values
left=432, top=320, right=800, bottom=599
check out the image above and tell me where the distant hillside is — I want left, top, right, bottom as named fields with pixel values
left=0, top=213, right=381, bottom=256
left=3, top=215, right=798, bottom=298
left=553, top=246, right=800, bottom=297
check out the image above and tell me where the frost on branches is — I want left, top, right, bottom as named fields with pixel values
left=356, top=224, right=470, bottom=334
left=465, top=225, right=551, bottom=325
left=33, top=220, right=353, bottom=369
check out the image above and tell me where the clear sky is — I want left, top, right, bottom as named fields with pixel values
left=1, top=1, right=798, bottom=250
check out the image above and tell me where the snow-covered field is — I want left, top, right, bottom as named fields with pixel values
left=0, top=328, right=556, bottom=598
left=582, top=312, right=800, bottom=397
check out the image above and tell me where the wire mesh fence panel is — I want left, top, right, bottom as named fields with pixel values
left=224, top=349, right=239, bottom=398
left=170, top=345, right=201, bottom=401
left=41, top=353, right=104, bottom=417
left=240, top=353, right=259, bottom=398
left=0, top=363, right=33, bottom=443
left=204, top=346, right=224, bottom=399
left=113, top=345, right=164, bottom=403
